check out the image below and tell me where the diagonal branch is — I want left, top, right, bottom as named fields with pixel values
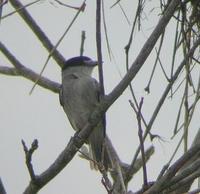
left=144, top=143, right=200, bottom=194
left=0, top=42, right=60, bottom=93
left=106, top=0, right=180, bottom=107
left=0, top=178, right=6, bottom=194
left=9, top=0, right=65, bottom=67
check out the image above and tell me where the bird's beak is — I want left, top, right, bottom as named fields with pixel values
left=84, top=59, right=98, bottom=67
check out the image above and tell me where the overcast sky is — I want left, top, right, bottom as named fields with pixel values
left=1, top=1, right=200, bottom=193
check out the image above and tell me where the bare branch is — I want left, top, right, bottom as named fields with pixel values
left=144, top=143, right=200, bottom=194
left=22, top=139, right=38, bottom=182
left=2, top=0, right=41, bottom=20
left=0, top=178, right=6, bottom=194
left=9, top=0, right=65, bottom=67
left=54, top=0, right=85, bottom=11
left=96, top=0, right=105, bottom=96
left=0, top=42, right=60, bottom=93
left=0, top=66, right=18, bottom=75
left=30, top=0, right=86, bottom=94
left=126, top=36, right=200, bottom=183
left=0, top=0, right=8, bottom=23
left=137, top=98, right=148, bottom=188
left=80, top=31, right=86, bottom=56
left=164, top=158, right=200, bottom=193
left=106, top=137, right=126, bottom=194
left=107, top=0, right=180, bottom=109
left=23, top=127, right=90, bottom=193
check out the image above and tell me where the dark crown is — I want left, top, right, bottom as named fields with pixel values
left=62, top=56, right=92, bottom=71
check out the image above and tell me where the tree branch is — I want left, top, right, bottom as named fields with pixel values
left=0, top=66, right=18, bottom=75
left=0, top=178, right=6, bottom=194
left=144, top=143, right=200, bottom=194
left=107, top=0, right=180, bottom=106
left=22, top=139, right=38, bottom=182
left=126, top=36, right=200, bottom=183
left=9, top=0, right=65, bottom=67
left=1, top=0, right=188, bottom=193
left=0, top=42, right=60, bottom=93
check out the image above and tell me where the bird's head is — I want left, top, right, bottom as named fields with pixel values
left=62, top=56, right=98, bottom=72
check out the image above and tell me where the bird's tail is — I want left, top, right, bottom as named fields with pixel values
left=88, top=122, right=109, bottom=170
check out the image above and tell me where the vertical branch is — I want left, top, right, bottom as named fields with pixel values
left=96, top=0, right=107, bottom=141
left=181, top=3, right=190, bottom=152
left=80, top=30, right=86, bottom=56
left=96, top=0, right=105, bottom=95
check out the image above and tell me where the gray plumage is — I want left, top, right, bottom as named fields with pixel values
left=60, top=56, right=106, bottom=169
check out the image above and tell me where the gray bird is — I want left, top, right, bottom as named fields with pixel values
left=59, top=56, right=107, bottom=170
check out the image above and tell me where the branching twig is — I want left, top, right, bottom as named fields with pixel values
left=144, top=32, right=166, bottom=93
left=1, top=0, right=40, bottom=20
left=110, top=0, right=122, bottom=8
left=54, top=0, right=85, bottom=11
left=22, top=139, right=38, bottom=182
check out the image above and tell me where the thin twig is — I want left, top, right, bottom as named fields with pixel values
left=126, top=36, right=200, bottom=184
left=124, top=0, right=142, bottom=55
left=80, top=30, right=86, bottom=56
left=9, top=0, right=65, bottom=66
left=144, top=32, right=165, bottom=93
left=102, top=0, right=112, bottom=60
left=1, top=0, right=40, bottom=20
left=137, top=98, right=148, bottom=187
left=110, top=0, right=122, bottom=8
left=22, top=139, right=38, bottom=182
left=118, top=3, right=130, bottom=25
left=54, top=0, right=85, bottom=11
left=0, top=0, right=7, bottom=23
left=30, top=0, right=86, bottom=94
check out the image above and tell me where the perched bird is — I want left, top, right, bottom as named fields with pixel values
left=59, top=56, right=107, bottom=169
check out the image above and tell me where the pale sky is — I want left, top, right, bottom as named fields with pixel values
left=1, top=1, right=200, bottom=193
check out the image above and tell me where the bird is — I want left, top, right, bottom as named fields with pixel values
left=59, top=56, right=107, bottom=170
